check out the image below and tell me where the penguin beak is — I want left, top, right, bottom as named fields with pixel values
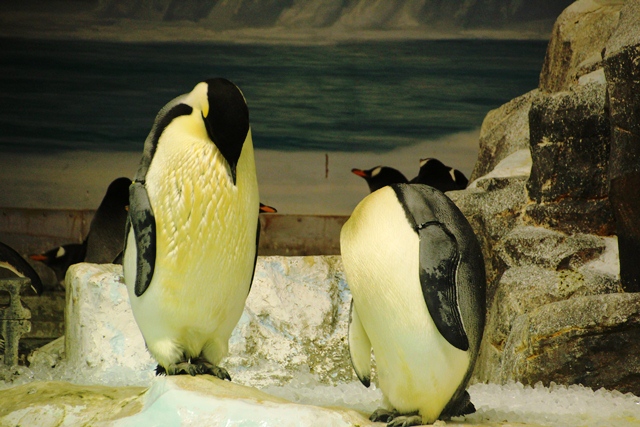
left=259, top=203, right=277, bottom=214
left=352, top=168, right=368, bottom=178
left=30, top=254, right=47, bottom=261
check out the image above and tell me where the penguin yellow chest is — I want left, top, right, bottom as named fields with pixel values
left=142, top=121, right=258, bottom=344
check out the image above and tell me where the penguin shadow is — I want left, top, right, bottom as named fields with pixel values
left=29, top=177, right=132, bottom=290
left=352, top=157, right=468, bottom=194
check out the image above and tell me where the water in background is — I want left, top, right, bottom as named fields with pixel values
left=0, top=37, right=546, bottom=213
left=0, top=37, right=546, bottom=153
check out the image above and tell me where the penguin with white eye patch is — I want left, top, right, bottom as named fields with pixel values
left=340, top=183, right=485, bottom=426
left=410, top=158, right=468, bottom=192
left=123, top=78, right=259, bottom=378
left=352, top=165, right=409, bottom=193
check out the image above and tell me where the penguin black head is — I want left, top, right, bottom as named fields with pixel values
left=412, top=158, right=468, bottom=192
left=99, top=177, right=131, bottom=213
left=201, top=78, right=250, bottom=185
left=351, top=165, right=408, bottom=193
left=138, top=78, right=250, bottom=187
left=30, top=242, right=87, bottom=284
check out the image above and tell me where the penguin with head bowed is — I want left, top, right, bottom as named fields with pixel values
left=410, top=158, right=468, bottom=192
left=123, top=78, right=260, bottom=379
left=0, top=241, right=43, bottom=295
left=340, top=183, right=485, bottom=425
left=352, top=166, right=408, bottom=193
left=84, top=177, right=131, bottom=264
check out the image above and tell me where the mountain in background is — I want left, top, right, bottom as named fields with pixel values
left=97, top=0, right=574, bottom=34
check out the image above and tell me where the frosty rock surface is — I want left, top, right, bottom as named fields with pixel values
left=63, top=257, right=354, bottom=388
left=227, top=255, right=353, bottom=387
left=65, top=263, right=155, bottom=374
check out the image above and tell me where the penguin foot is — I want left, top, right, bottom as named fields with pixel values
left=386, top=414, right=423, bottom=427
left=154, top=361, right=231, bottom=380
left=191, top=358, right=232, bottom=381
left=369, top=408, right=399, bottom=423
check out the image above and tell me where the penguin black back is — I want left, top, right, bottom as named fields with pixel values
left=411, top=158, right=468, bottom=192
left=85, top=177, right=131, bottom=264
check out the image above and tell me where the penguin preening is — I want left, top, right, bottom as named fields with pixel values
left=0, top=241, right=43, bottom=295
left=340, top=183, right=485, bottom=425
left=410, top=158, right=468, bottom=192
left=123, top=78, right=259, bottom=379
left=352, top=166, right=408, bottom=193
left=84, top=177, right=131, bottom=264
left=30, top=243, right=87, bottom=284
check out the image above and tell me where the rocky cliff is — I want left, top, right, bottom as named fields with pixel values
left=453, top=0, right=640, bottom=393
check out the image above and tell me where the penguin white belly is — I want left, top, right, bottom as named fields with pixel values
left=342, top=187, right=469, bottom=423
left=125, top=123, right=258, bottom=368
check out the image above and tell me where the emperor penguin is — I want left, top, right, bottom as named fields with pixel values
left=340, top=183, right=485, bottom=425
left=352, top=166, right=408, bottom=193
left=410, top=158, right=468, bottom=192
left=123, top=78, right=259, bottom=379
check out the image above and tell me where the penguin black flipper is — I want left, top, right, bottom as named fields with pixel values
left=418, top=221, right=468, bottom=351
left=128, top=181, right=157, bottom=297
left=391, top=184, right=469, bottom=351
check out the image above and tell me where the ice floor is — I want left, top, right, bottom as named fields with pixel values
left=2, top=360, right=640, bottom=427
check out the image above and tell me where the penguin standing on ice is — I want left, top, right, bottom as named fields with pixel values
left=123, top=78, right=259, bottom=378
left=410, top=158, right=468, bottom=192
left=352, top=166, right=408, bottom=193
left=340, top=183, right=485, bottom=425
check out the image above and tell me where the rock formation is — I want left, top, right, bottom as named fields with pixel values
left=450, top=0, right=640, bottom=393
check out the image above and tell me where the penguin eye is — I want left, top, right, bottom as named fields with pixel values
left=371, top=167, right=382, bottom=177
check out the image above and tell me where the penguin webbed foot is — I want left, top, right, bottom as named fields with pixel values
left=155, top=359, right=231, bottom=381
left=370, top=409, right=422, bottom=427
left=370, top=408, right=399, bottom=423
left=386, top=414, right=422, bottom=427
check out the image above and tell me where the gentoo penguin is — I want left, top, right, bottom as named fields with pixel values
left=340, top=183, right=485, bottom=425
left=0, top=241, right=43, bottom=294
left=352, top=166, right=408, bottom=193
left=30, top=242, right=87, bottom=284
left=123, top=78, right=259, bottom=378
left=84, top=177, right=131, bottom=264
left=410, top=158, right=468, bottom=192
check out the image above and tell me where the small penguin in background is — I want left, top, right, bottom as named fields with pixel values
left=84, top=177, right=131, bottom=264
left=0, top=241, right=43, bottom=295
left=352, top=166, right=408, bottom=193
left=411, top=158, right=468, bottom=192
left=340, top=183, right=485, bottom=425
left=123, top=78, right=259, bottom=379
left=30, top=242, right=87, bottom=284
